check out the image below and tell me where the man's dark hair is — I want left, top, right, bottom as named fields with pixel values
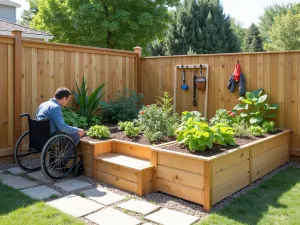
left=55, top=87, right=72, bottom=100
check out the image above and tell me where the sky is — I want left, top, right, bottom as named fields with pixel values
left=14, top=0, right=300, bottom=28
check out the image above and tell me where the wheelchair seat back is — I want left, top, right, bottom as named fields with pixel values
left=28, top=118, right=51, bottom=151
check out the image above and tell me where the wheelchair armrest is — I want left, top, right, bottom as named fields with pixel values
left=19, top=113, right=30, bottom=118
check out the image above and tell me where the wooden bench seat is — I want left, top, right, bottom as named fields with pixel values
left=95, top=153, right=153, bottom=196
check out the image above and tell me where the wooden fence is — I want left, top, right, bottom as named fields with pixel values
left=140, top=52, right=300, bottom=157
left=0, top=32, right=140, bottom=164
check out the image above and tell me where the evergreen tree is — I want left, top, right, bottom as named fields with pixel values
left=149, top=39, right=166, bottom=56
left=242, top=23, right=263, bottom=52
left=230, top=18, right=246, bottom=52
left=164, top=0, right=239, bottom=55
left=18, top=0, right=39, bottom=27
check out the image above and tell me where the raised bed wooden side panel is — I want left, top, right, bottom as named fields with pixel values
left=114, top=140, right=152, bottom=160
left=156, top=151, right=205, bottom=205
left=251, top=132, right=290, bottom=182
left=211, top=147, right=250, bottom=205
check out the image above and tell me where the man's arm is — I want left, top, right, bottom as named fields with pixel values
left=50, top=107, right=79, bottom=134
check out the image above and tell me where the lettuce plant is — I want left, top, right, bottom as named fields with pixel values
left=248, top=126, right=266, bottom=137
left=118, top=121, right=140, bottom=137
left=211, top=123, right=236, bottom=146
left=87, top=125, right=110, bottom=139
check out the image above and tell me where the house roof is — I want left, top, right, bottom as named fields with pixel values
left=0, top=0, right=21, bottom=8
left=0, top=19, right=54, bottom=39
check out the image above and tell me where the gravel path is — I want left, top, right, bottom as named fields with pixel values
left=1, top=161, right=299, bottom=224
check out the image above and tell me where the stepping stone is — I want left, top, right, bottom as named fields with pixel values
left=118, top=199, right=160, bottom=215
left=0, top=170, right=3, bottom=174
left=54, top=179, right=91, bottom=192
left=86, top=207, right=141, bottom=225
left=21, top=185, right=62, bottom=200
left=47, top=195, right=103, bottom=217
left=0, top=175, right=37, bottom=190
left=0, top=174, right=15, bottom=181
left=27, top=171, right=52, bottom=183
left=6, top=167, right=26, bottom=175
left=82, top=187, right=125, bottom=205
left=145, top=208, right=199, bottom=225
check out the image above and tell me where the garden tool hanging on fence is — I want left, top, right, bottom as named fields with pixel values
left=227, top=61, right=246, bottom=96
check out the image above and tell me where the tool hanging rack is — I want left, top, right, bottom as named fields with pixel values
left=174, top=64, right=209, bottom=118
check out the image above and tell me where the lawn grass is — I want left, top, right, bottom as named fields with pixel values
left=197, top=166, right=300, bottom=225
left=0, top=182, right=84, bottom=225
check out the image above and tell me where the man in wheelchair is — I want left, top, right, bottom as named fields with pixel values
left=36, top=87, right=85, bottom=166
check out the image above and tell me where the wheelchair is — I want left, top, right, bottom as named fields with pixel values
left=14, top=113, right=84, bottom=180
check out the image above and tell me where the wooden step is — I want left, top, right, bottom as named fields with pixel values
left=95, top=153, right=153, bottom=196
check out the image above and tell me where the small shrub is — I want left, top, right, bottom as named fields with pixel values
left=175, top=118, right=214, bottom=151
left=87, top=125, right=110, bottom=139
left=232, top=123, right=251, bottom=137
left=181, top=111, right=207, bottom=123
left=62, top=107, right=88, bottom=128
left=103, top=89, right=143, bottom=122
left=262, top=121, right=277, bottom=133
left=210, top=109, right=243, bottom=127
left=248, top=126, right=266, bottom=137
left=211, top=123, right=236, bottom=146
left=118, top=121, right=140, bottom=137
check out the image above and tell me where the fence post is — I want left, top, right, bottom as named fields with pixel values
left=12, top=30, right=23, bottom=145
left=134, top=46, right=142, bottom=94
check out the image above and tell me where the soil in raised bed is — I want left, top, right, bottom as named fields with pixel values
left=161, top=130, right=283, bottom=157
left=82, top=127, right=176, bottom=145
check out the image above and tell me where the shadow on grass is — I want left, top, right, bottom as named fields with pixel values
left=200, top=167, right=300, bottom=225
left=0, top=182, right=38, bottom=215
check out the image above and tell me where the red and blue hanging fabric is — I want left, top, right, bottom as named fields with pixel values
left=227, top=61, right=246, bottom=96
left=233, top=62, right=241, bottom=82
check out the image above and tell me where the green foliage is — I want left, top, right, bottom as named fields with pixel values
left=230, top=18, right=246, bottom=52
left=87, top=125, right=110, bottom=139
left=264, top=11, right=300, bottom=51
left=248, top=126, right=266, bottom=137
left=233, top=88, right=279, bottom=125
left=181, top=111, right=207, bottom=123
left=164, top=0, right=239, bottom=55
left=258, top=2, right=300, bottom=42
left=157, top=92, right=174, bottom=115
left=118, top=121, right=140, bottom=137
left=210, top=109, right=237, bottom=127
left=72, top=77, right=106, bottom=125
left=103, top=89, right=143, bottom=123
left=211, top=123, right=236, bottom=146
left=30, top=0, right=179, bottom=50
left=242, top=23, right=263, bottom=52
left=18, top=0, right=39, bottom=27
left=149, top=39, right=166, bottom=56
left=62, top=107, right=88, bottom=128
left=175, top=119, right=215, bottom=151
left=232, top=123, right=251, bottom=138
left=262, top=121, right=277, bottom=133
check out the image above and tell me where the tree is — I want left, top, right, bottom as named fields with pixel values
left=30, top=0, right=179, bottom=50
left=264, top=11, right=300, bottom=51
left=149, top=39, right=166, bottom=56
left=18, top=0, right=39, bottom=27
left=164, top=0, right=239, bottom=55
left=258, top=2, right=300, bottom=42
left=230, top=18, right=246, bottom=52
left=242, top=23, right=263, bottom=52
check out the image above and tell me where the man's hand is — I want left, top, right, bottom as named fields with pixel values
left=77, top=129, right=85, bottom=137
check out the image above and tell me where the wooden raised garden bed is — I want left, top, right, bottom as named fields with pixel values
left=151, top=129, right=291, bottom=211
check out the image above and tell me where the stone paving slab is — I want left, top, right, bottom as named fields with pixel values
left=6, top=167, right=26, bottom=175
left=0, top=175, right=37, bottom=190
left=47, top=195, right=103, bottom=218
left=82, top=187, right=125, bottom=206
left=54, top=179, right=92, bottom=192
left=0, top=170, right=3, bottom=174
left=145, top=208, right=199, bottom=225
left=21, top=185, right=62, bottom=200
left=27, top=171, right=52, bottom=183
left=85, top=207, right=142, bottom=225
left=117, top=199, right=160, bottom=215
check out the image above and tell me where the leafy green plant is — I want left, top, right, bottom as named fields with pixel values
left=248, top=126, right=266, bottom=136
left=232, top=123, right=251, bottom=137
left=210, top=109, right=239, bottom=126
left=62, top=107, right=88, bottom=128
left=103, top=89, right=143, bottom=122
left=211, top=123, right=236, bottom=146
left=181, top=111, right=207, bottom=123
left=175, top=118, right=214, bottom=151
left=87, top=125, right=110, bottom=139
left=118, top=121, right=140, bottom=137
left=233, top=88, right=279, bottom=125
left=262, top=121, right=277, bottom=133
left=73, top=77, right=106, bottom=125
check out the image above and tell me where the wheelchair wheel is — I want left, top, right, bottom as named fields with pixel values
left=14, top=131, right=41, bottom=172
left=41, top=134, right=77, bottom=180
left=75, top=161, right=84, bottom=177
